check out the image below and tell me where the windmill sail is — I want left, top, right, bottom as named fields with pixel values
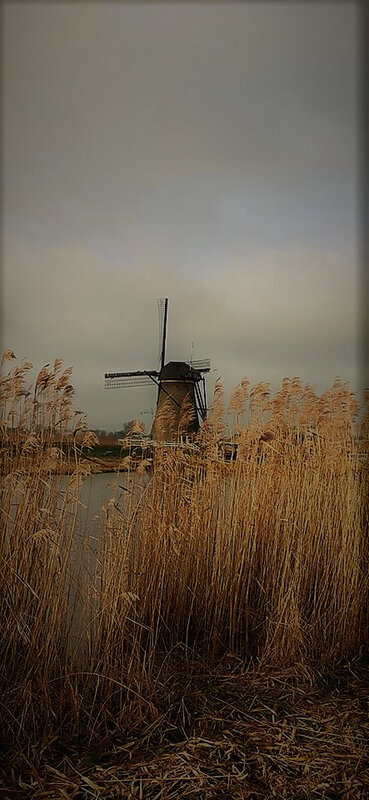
left=189, top=358, right=211, bottom=373
left=105, top=370, right=158, bottom=389
left=157, top=297, right=169, bottom=371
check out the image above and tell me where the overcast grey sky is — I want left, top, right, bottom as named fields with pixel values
left=3, top=2, right=360, bottom=430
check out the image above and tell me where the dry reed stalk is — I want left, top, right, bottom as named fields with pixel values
left=152, top=397, right=178, bottom=442
left=0, top=352, right=367, bottom=786
left=177, top=392, right=197, bottom=438
left=0, top=354, right=100, bottom=748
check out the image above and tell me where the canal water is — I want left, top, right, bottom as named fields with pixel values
left=67, top=472, right=123, bottom=540
left=63, top=470, right=149, bottom=542
left=63, top=471, right=149, bottom=653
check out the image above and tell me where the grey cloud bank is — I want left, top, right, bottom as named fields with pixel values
left=3, top=2, right=360, bottom=430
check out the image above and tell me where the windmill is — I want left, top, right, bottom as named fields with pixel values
left=105, top=298, right=210, bottom=442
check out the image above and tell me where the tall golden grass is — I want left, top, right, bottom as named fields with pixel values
left=0, top=351, right=368, bottom=756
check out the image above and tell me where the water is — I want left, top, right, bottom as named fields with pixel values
left=61, top=472, right=127, bottom=651
left=65, top=470, right=150, bottom=541
left=70, top=472, right=123, bottom=540
left=63, top=471, right=150, bottom=653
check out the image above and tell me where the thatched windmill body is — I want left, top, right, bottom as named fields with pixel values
left=105, top=298, right=210, bottom=442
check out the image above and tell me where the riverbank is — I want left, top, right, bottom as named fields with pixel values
left=57, top=455, right=132, bottom=474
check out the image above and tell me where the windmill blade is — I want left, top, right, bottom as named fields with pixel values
left=105, top=376, right=155, bottom=389
left=105, top=370, right=158, bottom=390
left=189, top=358, right=211, bottom=373
left=157, top=298, right=165, bottom=368
left=157, top=297, right=168, bottom=371
left=194, top=379, right=207, bottom=421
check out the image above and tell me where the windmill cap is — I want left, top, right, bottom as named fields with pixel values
left=159, top=361, right=201, bottom=381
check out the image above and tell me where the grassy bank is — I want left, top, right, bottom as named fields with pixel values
left=0, top=353, right=368, bottom=798
left=1, top=438, right=133, bottom=474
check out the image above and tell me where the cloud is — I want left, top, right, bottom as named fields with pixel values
left=4, top=3, right=357, bottom=243
left=2, top=2, right=360, bottom=428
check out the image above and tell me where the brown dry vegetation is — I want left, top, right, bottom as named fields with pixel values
left=0, top=352, right=368, bottom=799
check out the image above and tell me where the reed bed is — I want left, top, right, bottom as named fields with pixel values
left=0, top=352, right=368, bottom=798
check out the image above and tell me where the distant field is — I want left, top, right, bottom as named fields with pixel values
left=1, top=353, right=368, bottom=798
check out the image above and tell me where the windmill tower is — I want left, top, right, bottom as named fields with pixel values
left=104, top=298, right=210, bottom=443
